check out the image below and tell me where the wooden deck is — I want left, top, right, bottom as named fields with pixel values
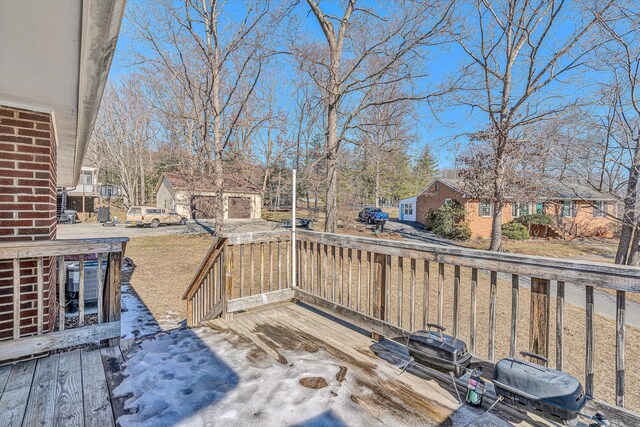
left=0, top=346, right=123, bottom=427
left=204, top=301, right=553, bottom=426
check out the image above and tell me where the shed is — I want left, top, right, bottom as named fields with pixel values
left=398, top=196, right=417, bottom=221
left=155, top=172, right=262, bottom=220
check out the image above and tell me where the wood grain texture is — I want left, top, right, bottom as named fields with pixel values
left=23, top=353, right=60, bottom=427
left=530, top=278, right=551, bottom=360
left=586, top=285, right=595, bottom=397
left=423, top=260, right=430, bottom=329
left=556, top=280, right=565, bottom=370
left=54, top=350, right=84, bottom=426
left=0, top=359, right=36, bottom=427
left=470, top=268, right=477, bottom=355
left=0, top=238, right=128, bottom=259
left=295, top=230, right=640, bottom=291
left=453, top=265, right=460, bottom=338
left=81, top=349, right=115, bottom=426
left=0, top=321, right=120, bottom=362
left=488, top=271, right=497, bottom=361
left=13, top=258, right=20, bottom=339
left=616, top=290, right=625, bottom=407
left=510, top=274, right=519, bottom=359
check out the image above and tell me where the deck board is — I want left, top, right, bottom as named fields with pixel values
left=206, top=302, right=557, bottom=426
left=81, top=349, right=114, bottom=427
left=23, top=354, right=59, bottom=427
left=54, top=350, right=84, bottom=427
left=0, top=359, right=36, bottom=427
left=0, top=364, right=11, bottom=394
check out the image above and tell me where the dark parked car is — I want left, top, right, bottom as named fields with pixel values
left=357, top=207, right=389, bottom=225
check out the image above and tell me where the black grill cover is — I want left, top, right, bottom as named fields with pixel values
left=492, top=356, right=586, bottom=422
left=407, top=326, right=471, bottom=377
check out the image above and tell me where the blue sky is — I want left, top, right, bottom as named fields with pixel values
left=108, top=0, right=604, bottom=170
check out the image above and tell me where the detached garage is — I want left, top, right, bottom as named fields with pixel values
left=155, top=172, right=262, bottom=220
left=398, top=196, right=417, bottom=221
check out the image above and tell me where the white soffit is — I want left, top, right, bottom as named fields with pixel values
left=0, top=0, right=125, bottom=187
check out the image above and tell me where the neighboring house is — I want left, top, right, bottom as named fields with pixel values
left=65, top=166, right=99, bottom=218
left=398, top=196, right=417, bottom=221
left=155, top=172, right=263, bottom=220
left=411, top=178, right=617, bottom=239
left=0, top=0, right=125, bottom=339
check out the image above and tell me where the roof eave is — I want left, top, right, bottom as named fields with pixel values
left=72, top=0, right=126, bottom=187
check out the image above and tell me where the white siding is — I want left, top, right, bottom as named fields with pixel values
left=156, top=178, right=178, bottom=213
left=398, top=196, right=417, bottom=222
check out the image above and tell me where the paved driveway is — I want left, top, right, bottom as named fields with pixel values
left=58, top=219, right=279, bottom=239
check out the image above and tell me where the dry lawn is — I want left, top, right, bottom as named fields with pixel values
left=125, top=234, right=214, bottom=327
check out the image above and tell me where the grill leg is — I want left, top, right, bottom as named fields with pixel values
left=450, top=372, right=462, bottom=404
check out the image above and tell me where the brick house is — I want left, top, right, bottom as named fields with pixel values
left=413, top=178, right=618, bottom=239
left=0, top=0, right=125, bottom=340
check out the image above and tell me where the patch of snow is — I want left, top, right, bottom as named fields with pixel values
left=120, top=284, right=162, bottom=340
left=114, top=315, right=516, bottom=427
left=114, top=326, right=386, bottom=427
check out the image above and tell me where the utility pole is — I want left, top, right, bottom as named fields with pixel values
left=291, top=169, right=297, bottom=288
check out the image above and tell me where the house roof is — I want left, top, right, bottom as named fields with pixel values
left=421, top=178, right=616, bottom=202
left=157, top=171, right=262, bottom=195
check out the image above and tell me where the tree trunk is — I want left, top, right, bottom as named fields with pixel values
left=616, top=148, right=640, bottom=264
left=489, top=203, right=503, bottom=251
left=374, top=161, right=380, bottom=208
left=627, top=225, right=640, bottom=266
left=488, top=146, right=505, bottom=251
left=324, top=83, right=340, bottom=233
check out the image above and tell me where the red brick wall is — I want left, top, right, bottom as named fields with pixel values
left=415, top=181, right=465, bottom=225
left=0, top=105, right=58, bottom=339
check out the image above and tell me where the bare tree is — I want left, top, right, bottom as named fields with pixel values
left=596, top=4, right=640, bottom=264
left=129, top=0, right=279, bottom=232
left=92, top=78, right=156, bottom=207
left=294, top=0, right=454, bottom=232
left=454, top=0, right=613, bottom=250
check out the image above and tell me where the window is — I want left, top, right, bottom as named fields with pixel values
left=80, top=170, right=93, bottom=185
left=444, top=198, right=452, bottom=205
left=434, top=182, right=439, bottom=191
left=479, top=202, right=491, bottom=217
left=511, top=203, right=530, bottom=218
left=408, top=204, right=413, bottom=215
left=535, top=202, right=544, bottom=214
left=561, top=201, right=576, bottom=217
left=593, top=201, right=607, bottom=217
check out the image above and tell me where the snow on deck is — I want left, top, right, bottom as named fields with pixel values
left=112, top=302, right=551, bottom=426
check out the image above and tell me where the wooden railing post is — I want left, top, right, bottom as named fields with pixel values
left=529, top=277, right=550, bottom=361
left=372, top=253, right=387, bottom=338
left=616, top=290, right=625, bottom=407
left=104, top=251, right=122, bottom=347
left=223, top=245, right=234, bottom=320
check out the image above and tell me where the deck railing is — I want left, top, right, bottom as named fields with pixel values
left=186, top=229, right=640, bottom=411
left=0, top=237, right=128, bottom=362
left=183, top=231, right=292, bottom=325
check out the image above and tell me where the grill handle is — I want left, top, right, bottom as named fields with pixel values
left=520, top=351, right=549, bottom=366
left=426, top=323, right=446, bottom=338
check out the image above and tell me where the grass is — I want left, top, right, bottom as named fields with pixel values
left=465, top=237, right=618, bottom=261
left=126, top=234, right=213, bottom=327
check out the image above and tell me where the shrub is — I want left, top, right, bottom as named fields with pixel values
left=450, top=221, right=472, bottom=241
left=502, top=221, right=530, bottom=240
left=424, top=210, right=437, bottom=231
left=516, top=213, right=552, bottom=226
left=427, top=201, right=471, bottom=241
